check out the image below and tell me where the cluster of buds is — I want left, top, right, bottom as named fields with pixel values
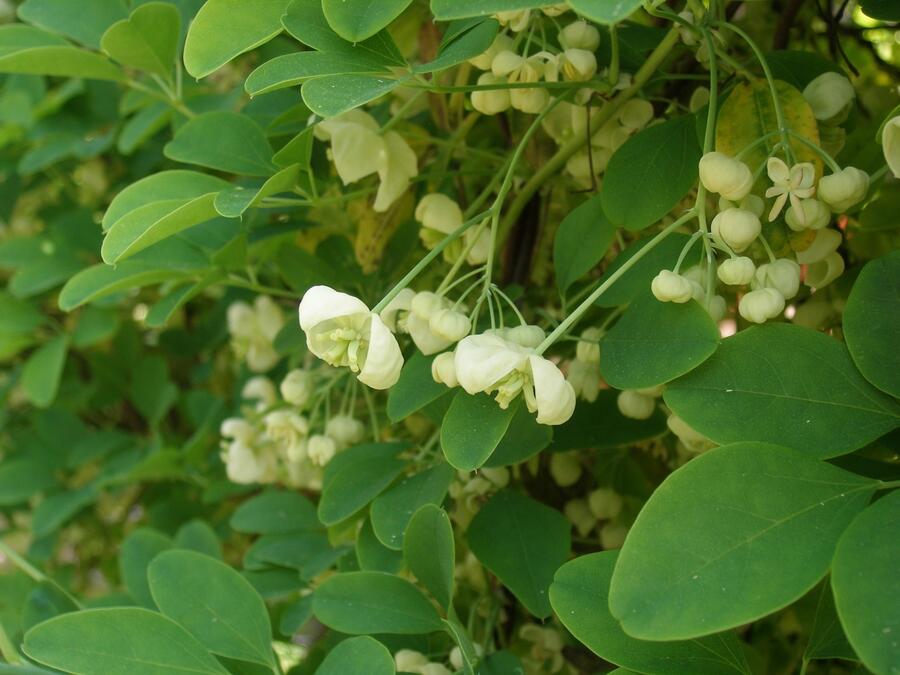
left=415, top=193, right=489, bottom=266
left=564, top=486, right=629, bottom=548
left=226, top=296, right=284, bottom=372
left=566, top=327, right=602, bottom=402
left=393, top=650, right=452, bottom=675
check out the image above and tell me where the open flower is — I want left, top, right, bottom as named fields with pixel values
left=263, top=410, right=309, bottom=462
left=765, top=158, right=816, bottom=221
left=298, top=286, right=403, bottom=389
left=454, top=332, right=575, bottom=425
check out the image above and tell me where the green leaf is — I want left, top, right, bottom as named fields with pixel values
left=301, top=73, right=399, bottom=118
left=554, top=194, right=616, bottom=297
left=356, top=518, right=403, bottom=573
left=441, top=392, right=517, bottom=471
left=243, top=532, right=335, bottom=575
left=21, top=335, right=68, bottom=408
left=843, top=253, right=900, bottom=398
left=370, top=463, right=455, bottom=550
left=164, top=111, right=277, bottom=176
left=31, top=486, right=97, bottom=539
left=416, top=18, right=498, bottom=74
left=103, top=170, right=231, bottom=231
left=213, top=164, right=301, bottom=218
left=118, top=102, right=172, bottom=155
left=832, top=490, right=900, bottom=674
left=313, top=571, right=444, bottom=634
left=246, top=51, right=391, bottom=97
left=550, top=551, right=751, bottom=674
left=322, top=0, right=413, bottom=42
left=804, top=582, right=856, bottom=662
left=0, top=292, right=44, bottom=334
left=467, top=490, right=570, bottom=618
left=148, top=550, right=275, bottom=667
left=601, top=115, right=702, bottom=231
left=23, top=608, right=229, bottom=675
left=279, top=595, right=313, bottom=636
left=0, top=459, right=57, bottom=506
left=601, top=292, right=720, bottom=389
left=608, top=442, right=878, bottom=641
left=175, top=520, right=222, bottom=559
left=0, top=27, right=123, bottom=81
left=568, top=0, right=643, bottom=24
left=664, top=324, right=900, bottom=458
left=314, top=636, right=395, bottom=675
left=17, top=0, right=128, bottom=48
left=230, top=490, right=320, bottom=534
left=429, top=0, right=549, bottom=20
left=404, top=504, right=455, bottom=610
left=100, top=2, right=180, bottom=78
left=317, top=443, right=406, bottom=526
left=387, top=353, right=451, bottom=423
left=859, top=0, right=900, bottom=21
left=183, top=0, right=291, bottom=78
left=484, top=402, right=553, bottom=467
left=119, top=527, right=173, bottom=608
left=129, top=355, right=178, bottom=425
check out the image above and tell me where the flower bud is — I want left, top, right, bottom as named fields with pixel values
left=242, top=376, right=277, bottom=407
left=600, top=522, right=629, bottom=549
left=550, top=452, right=582, bottom=487
left=415, top=193, right=463, bottom=234
left=411, top=291, right=444, bottom=319
left=707, top=295, right=727, bottom=322
left=785, top=198, right=830, bottom=231
left=559, top=20, right=600, bottom=51
left=616, top=389, right=656, bottom=420
left=280, top=369, right=314, bottom=408
left=379, top=287, right=415, bottom=332
left=221, top=418, right=256, bottom=443
left=432, top=352, right=459, bottom=388
left=796, top=228, right=841, bottom=265
left=805, top=251, right=844, bottom=288
left=803, top=72, right=855, bottom=124
left=817, top=167, right=869, bottom=213
left=495, top=9, right=530, bottom=32
left=575, top=327, right=602, bottom=364
left=307, top=434, right=337, bottom=466
left=588, top=487, right=623, bottom=520
left=325, top=415, right=364, bottom=447
left=689, top=86, right=710, bottom=113
left=510, top=86, right=548, bottom=114
left=651, top=270, right=694, bottom=303
left=717, top=256, right=755, bottom=286
left=565, top=498, right=597, bottom=537
left=699, top=152, right=753, bottom=201
left=505, top=324, right=545, bottom=349
left=883, top=115, right=900, bottom=178
left=470, top=73, right=510, bottom=115
left=711, top=208, right=761, bottom=253
left=429, top=309, right=471, bottom=342
left=561, top=48, right=597, bottom=82
left=491, top=50, right=525, bottom=77
left=618, top=99, right=654, bottom=131
left=678, top=10, right=696, bottom=45
left=754, top=259, right=801, bottom=299
left=738, top=288, right=784, bottom=324
left=469, top=34, right=514, bottom=70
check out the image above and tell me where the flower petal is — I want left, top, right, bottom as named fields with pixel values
left=529, top=355, right=576, bottom=425
left=359, top=313, right=403, bottom=389
left=298, top=285, right=370, bottom=331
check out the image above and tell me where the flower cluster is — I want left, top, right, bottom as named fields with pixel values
left=226, top=296, right=284, bottom=372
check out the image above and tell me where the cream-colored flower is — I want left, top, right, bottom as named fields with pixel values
left=738, top=288, right=784, bottom=323
left=325, top=415, right=364, bottom=448
left=711, top=208, right=761, bottom=253
left=618, top=98, right=654, bottom=131
left=803, top=72, right=855, bottom=123
left=883, top=115, right=900, bottom=178
left=667, top=414, right=712, bottom=453
left=431, top=352, right=459, bottom=387
left=407, top=291, right=454, bottom=355
left=495, top=9, right=530, bottom=31
left=796, top=228, right=841, bottom=265
left=785, top=198, right=830, bottom=231
left=753, top=259, right=801, bottom=299
left=567, top=358, right=601, bottom=402
left=470, top=73, right=511, bottom=115
left=805, top=251, right=844, bottom=288
left=429, top=308, right=471, bottom=343
left=549, top=452, right=582, bottom=487
left=379, top=287, right=415, bottom=333
left=374, top=131, right=417, bottom=212
left=651, top=270, right=694, bottom=303
left=280, top=369, right=314, bottom=408
left=717, top=257, right=755, bottom=286
left=616, top=389, right=655, bottom=420
left=220, top=418, right=257, bottom=444
left=698, top=152, right=753, bottom=202
left=227, top=296, right=284, bottom=372
left=298, top=286, right=403, bottom=389
left=559, top=21, right=600, bottom=51
left=468, top=33, right=515, bottom=70
left=817, top=167, right=869, bottom=213
left=415, top=193, right=462, bottom=236
left=564, top=498, right=597, bottom=536
left=560, top=48, right=596, bottom=82
left=575, top=327, right=602, bottom=363
left=588, top=487, right=623, bottom=520
left=222, top=441, right=274, bottom=485
left=264, top=410, right=309, bottom=462
left=242, top=376, right=277, bottom=409
left=307, top=434, right=337, bottom=466
left=765, top=157, right=816, bottom=221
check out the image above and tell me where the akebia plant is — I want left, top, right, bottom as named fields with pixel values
left=0, top=1, right=898, bottom=674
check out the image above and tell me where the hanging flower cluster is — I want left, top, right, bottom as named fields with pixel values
left=226, top=296, right=284, bottom=372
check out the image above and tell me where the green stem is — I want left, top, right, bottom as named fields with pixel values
left=878, top=479, right=900, bottom=490
left=0, top=540, right=46, bottom=583
left=785, top=130, right=842, bottom=172
left=0, top=624, right=21, bottom=665
left=699, top=27, right=720, bottom=303
left=608, top=24, right=620, bottom=86
left=125, top=78, right=195, bottom=119
left=536, top=213, right=693, bottom=354
left=226, top=278, right=296, bottom=299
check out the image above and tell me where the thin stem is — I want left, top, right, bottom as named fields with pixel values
left=491, top=285, right=526, bottom=325
left=226, top=277, right=296, bottom=299
left=382, top=90, right=427, bottom=132
left=362, top=385, right=380, bottom=441
left=0, top=624, right=21, bottom=665
left=786, top=130, right=842, bottom=172
left=608, top=25, right=620, bottom=86
left=126, top=78, right=195, bottom=119
left=0, top=540, right=47, bottom=583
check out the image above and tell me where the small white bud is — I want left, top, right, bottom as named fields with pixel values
left=307, top=434, right=337, bottom=466
left=803, top=72, right=855, bottom=123
left=785, top=198, right=831, bottom=231
left=699, top=152, right=753, bottom=201
left=280, top=369, right=314, bottom=408
left=575, top=327, right=602, bottom=364
left=429, top=309, right=471, bottom=343
left=410, top=291, right=444, bottom=319
left=817, top=167, right=869, bottom=213
left=738, top=288, right=785, bottom=324
left=559, top=21, right=600, bottom=51
left=651, top=270, right=694, bottom=303
left=415, top=193, right=463, bottom=234
left=618, top=98, right=654, bottom=131
left=550, top=452, right=582, bottom=487
left=717, top=257, right=756, bottom=286
left=325, top=415, right=364, bottom=448
left=432, top=352, right=459, bottom=388
left=754, top=259, right=801, bottom=299
left=588, top=487, right=623, bottom=520
left=617, top=389, right=656, bottom=420
left=711, top=208, right=761, bottom=253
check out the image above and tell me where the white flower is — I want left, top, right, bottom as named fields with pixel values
left=379, top=288, right=415, bottom=333
left=298, top=285, right=403, bottom=389
left=222, top=441, right=273, bottom=485
left=227, top=296, right=284, bottom=372
left=667, top=414, right=712, bottom=453
left=588, top=487, right=623, bottom=520
left=567, top=358, right=601, bottom=402
left=575, top=327, right=602, bottom=364
left=765, top=158, right=816, bottom=221
left=817, top=167, right=869, bottom=213
left=738, top=288, right=785, bottom=323
left=559, top=21, right=600, bottom=51
left=394, top=650, right=452, bottom=675
left=432, top=352, right=459, bottom=387
left=280, top=369, right=314, bottom=408
left=796, top=228, right=841, bottom=265
left=464, top=226, right=491, bottom=265
left=616, top=389, right=655, bottom=419
left=468, top=33, right=514, bottom=70
left=242, top=376, right=277, bottom=409
left=454, top=333, right=575, bottom=425
left=325, top=415, right=364, bottom=448
left=803, top=72, right=855, bottom=123
left=220, top=418, right=256, bottom=444
left=651, top=270, right=694, bottom=303
left=805, top=251, right=845, bottom=288
left=407, top=291, right=454, bottom=355
left=307, top=434, right=337, bottom=466
left=785, top=198, right=831, bottom=231
left=689, top=86, right=710, bottom=112
left=415, top=194, right=462, bottom=236
left=754, top=259, right=801, bottom=299
left=264, top=410, right=309, bottom=462
left=600, top=522, right=629, bottom=549
left=711, top=208, right=761, bottom=253
left=698, top=152, right=753, bottom=201
left=502, top=324, right=546, bottom=349
left=618, top=99, right=654, bottom=131
left=883, top=115, right=900, bottom=178
left=429, top=309, right=471, bottom=342
left=374, top=131, right=418, bottom=212
left=470, top=72, right=511, bottom=115
left=717, top=257, right=756, bottom=286
left=560, top=48, right=596, bottom=82
left=495, top=9, right=530, bottom=31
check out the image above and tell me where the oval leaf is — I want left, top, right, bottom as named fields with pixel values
left=315, top=635, right=395, bottom=675
left=404, top=504, right=455, bottom=610
left=441, top=392, right=517, bottom=471
left=370, top=463, right=455, bottom=550
left=164, top=111, right=276, bottom=176
left=318, top=443, right=406, bottom=526
left=554, top=194, right=616, bottom=297
left=322, top=0, right=413, bottom=42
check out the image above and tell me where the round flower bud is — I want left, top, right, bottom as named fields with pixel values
left=394, top=650, right=429, bottom=673
left=588, top=487, right=623, bottom=520
left=785, top=198, right=831, bottom=231
left=600, top=522, right=629, bottom=550
left=410, top=291, right=444, bottom=319
left=491, top=50, right=525, bottom=77
left=699, top=152, right=753, bottom=201
left=689, top=86, right=710, bottom=113
left=651, top=270, right=694, bottom=303
left=707, top=295, right=727, bottom=322
left=221, top=418, right=256, bottom=443
left=617, top=389, right=656, bottom=420
left=429, top=309, right=471, bottom=342
left=431, top=352, right=458, bottom=388
left=468, top=33, right=514, bottom=70
left=796, top=228, right=841, bottom=265
left=575, top=327, right=602, bottom=364
left=565, top=498, right=597, bottom=537
left=307, top=434, right=337, bottom=466
left=242, top=376, right=277, bottom=407
left=471, top=73, right=510, bottom=115
left=754, top=259, right=801, bottom=299
left=803, top=72, right=855, bottom=124
left=280, top=369, right=314, bottom=408
left=738, top=287, right=785, bottom=324
left=711, top=208, right=761, bottom=253
left=505, top=324, right=545, bottom=349
left=618, top=99, right=654, bottom=131
left=550, top=452, right=582, bottom=487
left=817, top=167, right=869, bottom=213
left=717, top=256, right=756, bottom=286
left=561, top=48, right=597, bottom=82
left=883, top=115, right=900, bottom=178
left=415, top=193, right=463, bottom=234
left=805, top=251, right=845, bottom=288
left=325, top=415, right=364, bottom=447
left=559, top=20, right=600, bottom=51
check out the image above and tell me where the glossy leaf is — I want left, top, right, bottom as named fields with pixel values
left=246, top=51, right=391, bottom=96
left=404, top=504, right=455, bottom=609
left=664, top=324, right=900, bottom=458
left=441, top=392, right=517, bottom=471
left=554, top=194, right=616, bottom=297
left=314, top=636, right=395, bottom=675
left=0, top=28, right=124, bottom=81
left=608, top=442, right=878, bottom=640
left=415, top=17, right=498, bottom=74
left=370, top=463, right=455, bottom=550
left=551, top=551, right=751, bottom=674
left=832, top=490, right=900, bottom=674
left=484, top=403, right=553, bottom=467
left=468, top=490, right=570, bottom=618
left=101, top=2, right=180, bottom=78
left=164, top=111, right=277, bottom=176
left=313, top=571, right=444, bottom=634
left=23, top=608, right=229, bottom=675
left=356, top=518, right=403, bottom=573
left=322, top=0, right=413, bottom=42
left=804, top=582, right=856, bottom=662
